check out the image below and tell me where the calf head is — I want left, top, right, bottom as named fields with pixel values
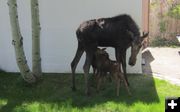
left=95, top=48, right=109, bottom=60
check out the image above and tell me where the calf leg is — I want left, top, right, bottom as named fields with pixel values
left=71, top=43, right=84, bottom=91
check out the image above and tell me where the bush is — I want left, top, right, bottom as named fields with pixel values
left=168, top=4, right=180, bottom=19
left=150, top=36, right=180, bottom=47
left=159, top=21, right=166, bottom=33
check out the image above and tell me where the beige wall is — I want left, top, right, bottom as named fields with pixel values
left=0, top=0, right=143, bottom=73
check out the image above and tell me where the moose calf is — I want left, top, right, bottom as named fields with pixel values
left=92, top=48, right=131, bottom=96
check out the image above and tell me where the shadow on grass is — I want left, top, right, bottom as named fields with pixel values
left=142, top=49, right=155, bottom=75
left=0, top=73, right=159, bottom=112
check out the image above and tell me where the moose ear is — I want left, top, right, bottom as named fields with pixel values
left=102, top=48, right=106, bottom=51
left=141, top=32, right=149, bottom=39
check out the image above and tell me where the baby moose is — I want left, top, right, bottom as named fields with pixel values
left=92, top=48, right=131, bottom=96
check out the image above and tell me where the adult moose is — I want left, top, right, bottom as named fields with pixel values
left=71, top=14, right=148, bottom=95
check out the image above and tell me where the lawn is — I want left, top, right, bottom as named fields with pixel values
left=0, top=72, right=180, bottom=112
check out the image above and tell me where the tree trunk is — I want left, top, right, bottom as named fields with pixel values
left=7, top=0, right=36, bottom=83
left=31, top=0, right=42, bottom=78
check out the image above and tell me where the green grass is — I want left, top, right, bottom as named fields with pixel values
left=0, top=73, right=180, bottom=112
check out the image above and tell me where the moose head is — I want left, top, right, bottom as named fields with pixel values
left=129, top=32, right=149, bottom=66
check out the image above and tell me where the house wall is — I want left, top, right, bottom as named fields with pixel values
left=142, top=0, right=150, bottom=47
left=142, top=0, right=149, bottom=32
left=0, top=0, right=143, bottom=73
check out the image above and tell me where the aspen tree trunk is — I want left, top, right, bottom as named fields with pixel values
left=31, top=0, right=42, bottom=78
left=7, top=0, right=36, bottom=83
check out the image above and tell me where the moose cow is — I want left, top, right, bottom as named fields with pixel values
left=71, top=14, right=148, bottom=95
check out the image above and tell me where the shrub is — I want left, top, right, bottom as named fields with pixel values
left=159, top=21, right=166, bottom=33
left=150, top=36, right=180, bottom=47
left=168, top=4, right=180, bottom=19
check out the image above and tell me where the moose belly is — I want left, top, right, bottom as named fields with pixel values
left=96, top=33, right=120, bottom=47
left=97, top=40, right=119, bottom=47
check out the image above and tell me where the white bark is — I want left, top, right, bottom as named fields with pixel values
left=8, top=0, right=36, bottom=83
left=31, top=0, right=42, bottom=78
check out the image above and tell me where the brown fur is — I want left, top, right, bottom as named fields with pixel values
left=71, top=14, right=148, bottom=95
left=92, top=48, right=131, bottom=96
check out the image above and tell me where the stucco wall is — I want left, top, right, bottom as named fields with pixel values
left=0, top=0, right=142, bottom=73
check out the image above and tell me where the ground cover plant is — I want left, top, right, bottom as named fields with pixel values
left=0, top=72, right=180, bottom=112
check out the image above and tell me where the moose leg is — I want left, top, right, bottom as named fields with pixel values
left=71, top=43, right=84, bottom=91
left=116, top=78, right=120, bottom=96
left=115, top=73, right=120, bottom=96
left=121, top=52, right=130, bottom=86
left=115, top=48, right=129, bottom=86
left=83, top=51, right=93, bottom=95
left=96, top=71, right=102, bottom=92
left=115, top=48, right=126, bottom=84
left=93, top=67, right=95, bottom=75
left=95, top=70, right=100, bottom=85
left=120, top=72, right=131, bottom=96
